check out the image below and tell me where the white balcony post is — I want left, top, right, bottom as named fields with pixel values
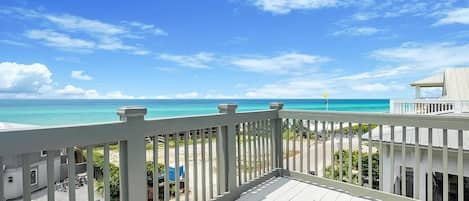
left=218, top=104, right=238, bottom=193
left=389, top=100, right=395, bottom=113
left=117, top=106, right=147, bottom=201
left=454, top=100, right=463, bottom=113
left=270, top=103, right=284, bottom=172
left=415, top=86, right=421, bottom=99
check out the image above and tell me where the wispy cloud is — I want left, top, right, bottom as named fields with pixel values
left=332, top=26, right=383, bottom=36
left=351, top=83, right=404, bottom=92
left=25, top=29, right=95, bottom=49
left=434, top=7, right=469, bottom=26
left=371, top=42, right=469, bottom=69
left=250, top=0, right=344, bottom=14
left=1, top=7, right=162, bottom=55
left=0, top=39, right=29, bottom=47
left=231, top=53, right=328, bottom=74
left=71, top=70, right=93, bottom=80
left=158, top=52, right=215, bottom=69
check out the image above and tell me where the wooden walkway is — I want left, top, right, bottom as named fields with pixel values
left=237, top=177, right=372, bottom=201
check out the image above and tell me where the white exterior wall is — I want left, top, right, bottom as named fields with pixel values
left=3, top=158, right=60, bottom=200
left=382, top=144, right=469, bottom=200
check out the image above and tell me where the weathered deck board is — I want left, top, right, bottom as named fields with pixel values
left=237, top=177, right=372, bottom=201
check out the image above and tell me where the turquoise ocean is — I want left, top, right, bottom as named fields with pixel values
left=0, top=99, right=389, bottom=126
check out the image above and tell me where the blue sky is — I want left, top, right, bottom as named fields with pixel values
left=1, top=0, right=469, bottom=99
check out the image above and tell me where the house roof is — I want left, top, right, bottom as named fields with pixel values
left=363, top=125, right=469, bottom=150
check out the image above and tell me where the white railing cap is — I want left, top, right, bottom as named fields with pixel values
left=117, top=106, right=147, bottom=117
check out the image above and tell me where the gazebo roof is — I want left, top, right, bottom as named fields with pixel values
left=409, top=73, right=443, bottom=87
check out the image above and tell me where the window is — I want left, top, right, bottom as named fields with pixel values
left=30, top=168, right=38, bottom=186
left=426, top=172, right=469, bottom=201
left=8, top=176, right=13, bottom=183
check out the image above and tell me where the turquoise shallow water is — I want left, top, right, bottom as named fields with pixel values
left=0, top=99, right=389, bottom=126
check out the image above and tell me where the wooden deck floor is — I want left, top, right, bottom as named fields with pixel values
left=237, top=177, right=372, bottom=201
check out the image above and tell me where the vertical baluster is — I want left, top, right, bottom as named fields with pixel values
left=259, top=120, right=265, bottom=175
left=47, top=150, right=56, bottom=201
left=339, top=122, right=343, bottom=182
left=263, top=120, right=268, bottom=174
left=175, top=133, right=181, bottom=201
left=153, top=137, right=159, bottom=201
left=427, top=128, right=433, bottom=201
left=22, top=153, right=31, bottom=201
left=293, top=119, right=297, bottom=171
left=379, top=125, right=383, bottom=191
left=103, top=144, right=110, bottom=201
left=307, top=120, right=311, bottom=173
left=253, top=122, right=258, bottom=177
left=458, top=130, right=464, bottom=201
left=164, top=133, right=170, bottom=201
left=266, top=119, right=274, bottom=172
left=243, top=123, right=247, bottom=182
left=414, top=128, right=420, bottom=199
left=322, top=121, right=326, bottom=177
left=201, top=130, right=206, bottom=201
left=358, top=124, right=362, bottom=186
left=67, top=147, right=76, bottom=201
left=390, top=126, right=395, bottom=193
left=216, top=127, right=221, bottom=195
left=86, top=146, right=94, bottom=201
left=208, top=129, right=214, bottom=199
left=257, top=121, right=262, bottom=176
left=443, top=129, right=448, bottom=201
left=286, top=119, right=290, bottom=170
left=402, top=126, right=406, bottom=196
left=0, top=156, right=3, bottom=201
left=248, top=122, right=253, bottom=181
left=192, top=130, right=198, bottom=200
left=368, top=124, right=372, bottom=189
left=300, top=120, right=304, bottom=173
left=315, top=120, right=319, bottom=175
left=237, top=124, right=241, bottom=185
left=184, top=132, right=190, bottom=201
left=330, top=122, right=335, bottom=179
left=348, top=122, right=353, bottom=184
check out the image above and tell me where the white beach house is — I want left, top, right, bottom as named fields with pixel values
left=372, top=67, right=469, bottom=200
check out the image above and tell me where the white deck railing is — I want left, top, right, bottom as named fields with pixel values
left=1, top=103, right=469, bottom=201
left=390, top=99, right=469, bottom=115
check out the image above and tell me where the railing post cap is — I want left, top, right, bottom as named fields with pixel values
left=117, top=106, right=147, bottom=118
left=218, top=104, right=238, bottom=114
left=270, top=102, right=284, bottom=110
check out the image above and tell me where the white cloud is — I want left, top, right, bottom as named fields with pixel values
left=25, top=29, right=95, bottom=49
left=434, top=7, right=469, bottom=25
left=104, top=91, right=135, bottom=99
left=71, top=70, right=93, bottom=80
left=371, top=42, right=469, bottom=69
left=158, top=52, right=215, bottom=69
left=333, top=26, right=382, bottom=36
left=55, top=85, right=99, bottom=98
left=351, top=83, right=404, bottom=92
left=0, top=62, right=52, bottom=93
left=231, top=53, right=327, bottom=74
left=251, top=0, right=341, bottom=14
left=245, top=78, right=329, bottom=98
left=175, top=91, right=199, bottom=99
